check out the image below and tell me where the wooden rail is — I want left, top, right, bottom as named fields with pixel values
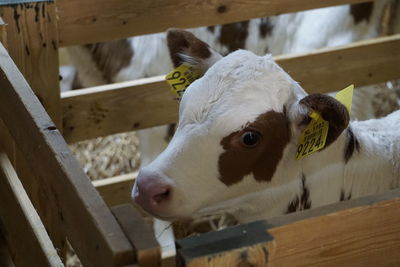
left=111, top=204, right=161, bottom=267
left=57, top=0, right=373, bottom=46
left=0, top=152, right=63, bottom=267
left=177, top=188, right=400, bottom=266
left=62, top=34, right=400, bottom=142
left=93, top=172, right=136, bottom=207
left=0, top=41, right=134, bottom=266
left=0, top=0, right=398, bottom=266
left=0, top=3, right=66, bottom=256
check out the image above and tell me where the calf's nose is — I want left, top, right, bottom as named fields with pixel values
left=133, top=171, right=172, bottom=212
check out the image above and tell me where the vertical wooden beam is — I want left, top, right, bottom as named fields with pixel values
left=0, top=234, right=14, bottom=267
left=0, top=40, right=135, bottom=266
left=0, top=2, right=65, bottom=259
left=111, top=204, right=161, bottom=267
left=0, top=17, right=6, bottom=45
left=0, top=3, right=61, bottom=127
left=0, top=17, right=15, bottom=167
left=0, top=152, right=63, bottom=267
left=0, top=20, right=15, bottom=266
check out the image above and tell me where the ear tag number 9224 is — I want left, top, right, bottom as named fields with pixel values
left=295, top=111, right=329, bottom=160
left=295, top=84, right=354, bottom=160
left=165, top=64, right=202, bottom=99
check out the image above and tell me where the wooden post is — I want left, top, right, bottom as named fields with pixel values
left=0, top=17, right=16, bottom=167
left=0, top=152, right=63, bottom=267
left=0, top=3, right=61, bottom=127
left=93, top=173, right=136, bottom=207
left=0, top=17, right=6, bottom=45
left=0, top=2, right=66, bottom=257
left=112, top=204, right=161, bottom=267
left=0, top=17, right=14, bottom=267
left=0, top=40, right=134, bottom=266
left=0, top=2, right=66, bottom=259
left=0, top=234, right=13, bottom=267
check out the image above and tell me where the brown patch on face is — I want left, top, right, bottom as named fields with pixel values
left=300, top=94, right=349, bottom=148
left=350, top=2, right=374, bottom=24
left=86, top=39, right=133, bottom=83
left=218, top=110, right=290, bottom=186
left=219, top=21, right=249, bottom=54
left=167, top=29, right=212, bottom=68
left=259, top=18, right=273, bottom=38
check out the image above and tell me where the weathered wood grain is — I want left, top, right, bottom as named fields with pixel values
left=177, top=188, right=400, bottom=266
left=265, top=198, right=400, bottom=266
left=0, top=3, right=65, bottom=258
left=112, top=204, right=161, bottom=267
left=62, top=76, right=176, bottom=143
left=62, top=35, right=400, bottom=142
left=0, top=17, right=6, bottom=45
left=57, top=0, right=372, bottom=46
left=0, top=3, right=61, bottom=127
left=0, top=152, right=63, bottom=267
left=93, top=172, right=136, bottom=207
left=0, top=41, right=134, bottom=266
left=177, top=220, right=272, bottom=267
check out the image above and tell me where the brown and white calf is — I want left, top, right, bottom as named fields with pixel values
left=65, top=1, right=400, bottom=168
left=132, top=29, right=400, bottom=223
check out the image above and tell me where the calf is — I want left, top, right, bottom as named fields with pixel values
left=133, top=30, right=400, bottom=223
left=65, top=1, right=399, bottom=168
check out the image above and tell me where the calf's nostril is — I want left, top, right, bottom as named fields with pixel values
left=152, top=187, right=171, bottom=204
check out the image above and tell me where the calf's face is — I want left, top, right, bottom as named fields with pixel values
left=132, top=30, right=349, bottom=220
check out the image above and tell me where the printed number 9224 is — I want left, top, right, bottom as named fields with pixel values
left=296, top=136, right=322, bottom=158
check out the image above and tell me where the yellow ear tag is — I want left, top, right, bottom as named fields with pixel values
left=165, top=64, right=202, bottom=99
left=335, top=84, right=354, bottom=112
left=295, top=84, right=354, bottom=160
left=295, top=111, right=329, bottom=160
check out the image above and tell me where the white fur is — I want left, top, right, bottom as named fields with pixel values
left=137, top=50, right=400, bottom=222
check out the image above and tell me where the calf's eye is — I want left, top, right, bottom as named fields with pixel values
left=240, top=131, right=260, bottom=147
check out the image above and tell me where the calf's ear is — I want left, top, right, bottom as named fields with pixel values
left=167, top=29, right=222, bottom=71
left=293, top=94, right=350, bottom=148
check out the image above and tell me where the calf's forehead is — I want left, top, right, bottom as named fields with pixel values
left=179, top=50, right=294, bottom=130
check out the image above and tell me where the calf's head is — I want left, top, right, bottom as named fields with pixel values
left=132, top=29, right=349, bottom=220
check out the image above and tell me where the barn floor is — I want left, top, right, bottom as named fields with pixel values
left=69, top=132, right=141, bottom=181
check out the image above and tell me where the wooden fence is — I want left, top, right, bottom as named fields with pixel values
left=0, top=0, right=399, bottom=266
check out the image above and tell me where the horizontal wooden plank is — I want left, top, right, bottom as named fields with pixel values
left=62, top=35, right=400, bottom=142
left=177, top=188, right=400, bottom=266
left=111, top=204, right=161, bottom=267
left=0, top=42, right=134, bottom=266
left=0, top=152, right=63, bottom=267
left=62, top=76, right=176, bottom=143
left=57, top=0, right=372, bottom=46
left=177, top=220, right=272, bottom=266
left=93, top=172, right=136, bottom=207
left=277, top=34, right=400, bottom=96
left=265, top=198, right=400, bottom=266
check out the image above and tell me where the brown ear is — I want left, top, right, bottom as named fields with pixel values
left=299, top=94, right=350, bottom=148
left=167, top=29, right=222, bottom=69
